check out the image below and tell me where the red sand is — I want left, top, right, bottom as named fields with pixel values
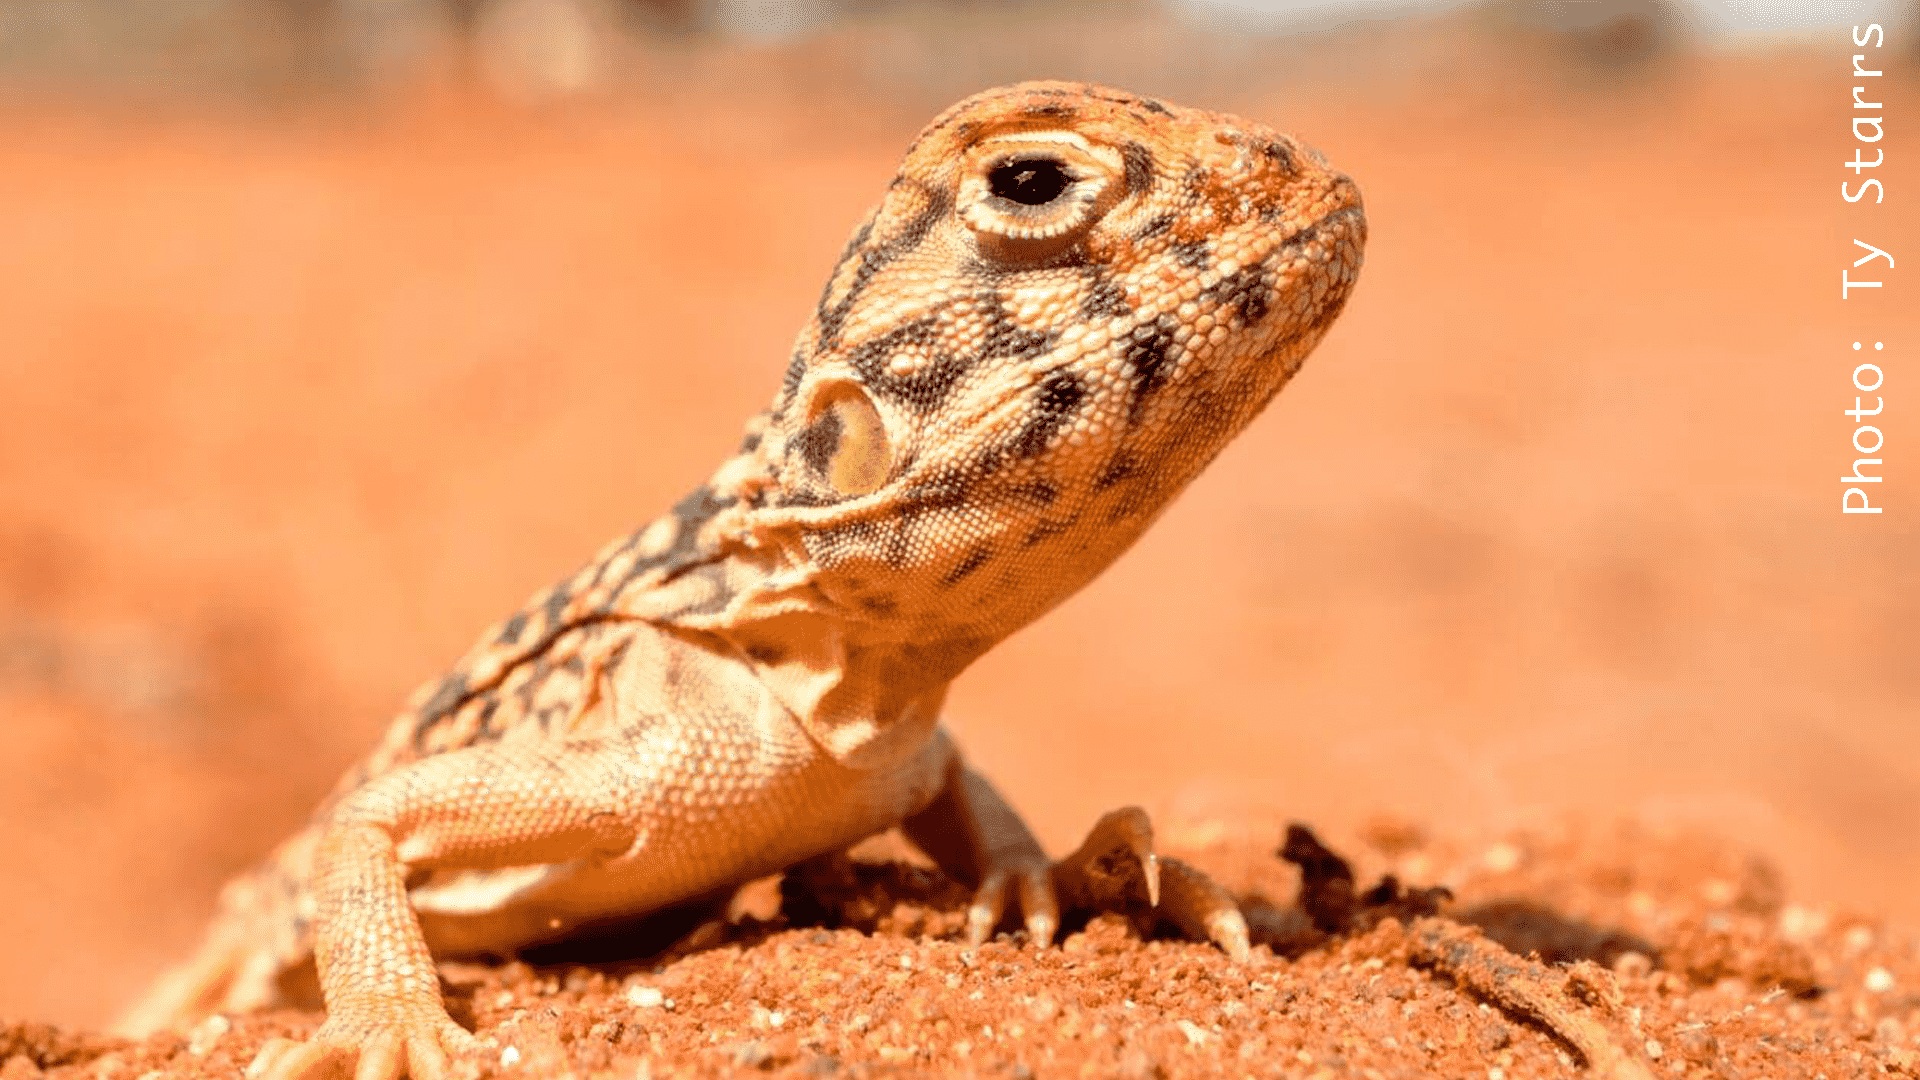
left=0, top=44, right=1914, bottom=1078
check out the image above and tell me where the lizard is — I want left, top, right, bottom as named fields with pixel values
left=118, top=79, right=1366, bottom=1080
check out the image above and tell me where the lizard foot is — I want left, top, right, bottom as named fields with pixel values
left=965, top=853, right=1060, bottom=949
left=247, top=1011, right=480, bottom=1080
left=1053, top=806, right=1251, bottom=961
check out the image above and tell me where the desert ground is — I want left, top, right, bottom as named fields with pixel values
left=0, top=15, right=1916, bottom=1078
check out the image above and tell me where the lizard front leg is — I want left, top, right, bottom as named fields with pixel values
left=250, top=741, right=640, bottom=1080
left=901, top=750, right=1059, bottom=948
left=902, top=745, right=1249, bottom=960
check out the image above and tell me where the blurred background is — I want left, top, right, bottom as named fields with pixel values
left=1, top=0, right=1915, bottom=1030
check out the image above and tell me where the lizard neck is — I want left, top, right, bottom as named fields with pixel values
left=614, top=416, right=980, bottom=771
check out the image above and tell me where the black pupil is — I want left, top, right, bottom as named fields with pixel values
left=988, top=157, right=1071, bottom=206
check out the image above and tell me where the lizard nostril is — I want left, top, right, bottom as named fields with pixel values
left=988, top=156, right=1072, bottom=206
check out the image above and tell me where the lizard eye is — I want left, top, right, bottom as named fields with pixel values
left=959, top=134, right=1121, bottom=260
left=988, top=156, right=1072, bottom=206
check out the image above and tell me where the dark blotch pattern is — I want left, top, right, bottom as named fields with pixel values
left=1096, top=453, right=1142, bottom=490
left=850, top=294, right=1057, bottom=414
left=813, top=183, right=951, bottom=353
left=777, top=488, right=836, bottom=510
left=892, top=182, right=953, bottom=253
left=811, top=219, right=874, bottom=350
left=1201, top=261, right=1273, bottom=327
left=657, top=486, right=738, bottom=580
left=877, top=476, right=979, bottom=567
left=1008, top=479, right=1059, bottom=505
left=1123, top=315, right=1180, bottom=418
left=846, top=316, right=974, bottom=415
left=542, top=585, right=571, bottom=637
left=942, top=544, right=996, bottom=585
left=1023, top=517, right=1074, bottom=548
left=1171, top=238, right=1211, bottom=270
left=1134, top=214, right=1175, bottom=241
left=1121, top=142, right=1157, bottom=197
left=417, top=672, right=470, bottom=731
left=1023, top=102, right=1076, bottom=120
left=1301, top=284, right=1353, bottom=336
left=794, top=405, right=844, bottom=479
left=1081, top=276, right=1131, bottom=320
left=496, top=611, right=529, bottom=646
left=1011, top=369, right=1088, bottom=458
left=979, top=295, right=1055, bottom=360
left=780, top=343, right=810, bottom=403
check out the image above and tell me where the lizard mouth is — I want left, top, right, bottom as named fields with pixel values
left=1283, top=201, right=1365, bottom=254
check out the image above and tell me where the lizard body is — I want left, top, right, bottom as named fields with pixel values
left=121, top=81, right=1366, bottom=1080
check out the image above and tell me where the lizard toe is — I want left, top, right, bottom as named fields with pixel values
left=248, top=1015, right=478, bottom=1080
left=964, top=869, right=1010, bottom=945
left=1158, top=856, right=1252, bottom=962
left=964, top=857, right=1058, bottom=948
left=1051, top=808, right=1251, bottom=960
left=1015, top=864, right=1060, bottom=949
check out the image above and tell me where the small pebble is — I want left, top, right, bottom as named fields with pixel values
left=729, top=1042, right=772, bottom=1068
left=1116, top=1048, right=1159, bottom=1079
left=499, top=1046, right=522, bottom=1069
left=626, top=985, right=665, bottom=1008
left=1612, top=951, right=1653, bottom=979
left=1866, top=967, right=1896, bottom=994
left=1778, top=905, right=1827, bottom=940
left=187, top=1014, right=230, bottom=1057
left=1482, top=843, right=1522, bottom=874
left=1676, top=1028, right=1719, bottom=1057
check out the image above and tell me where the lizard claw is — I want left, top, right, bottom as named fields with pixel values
left=1052, top=806, right=1161, bottom=912
left=1053, top=806, right=1249, bottom=960
left=1158, top=855, right=1252, bottom=961
left=965, top=858, right=1059, bottom=948
left=247, top=1013, right=479, bottom=1080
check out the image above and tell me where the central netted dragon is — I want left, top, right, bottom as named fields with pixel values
left=122, top=80, right=1367, bottom=1080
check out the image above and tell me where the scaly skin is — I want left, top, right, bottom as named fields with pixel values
left=119, top=81, right=1366, bottom=1080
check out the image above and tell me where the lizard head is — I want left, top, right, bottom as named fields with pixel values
left=743, top=80, right=1365, bottom=684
